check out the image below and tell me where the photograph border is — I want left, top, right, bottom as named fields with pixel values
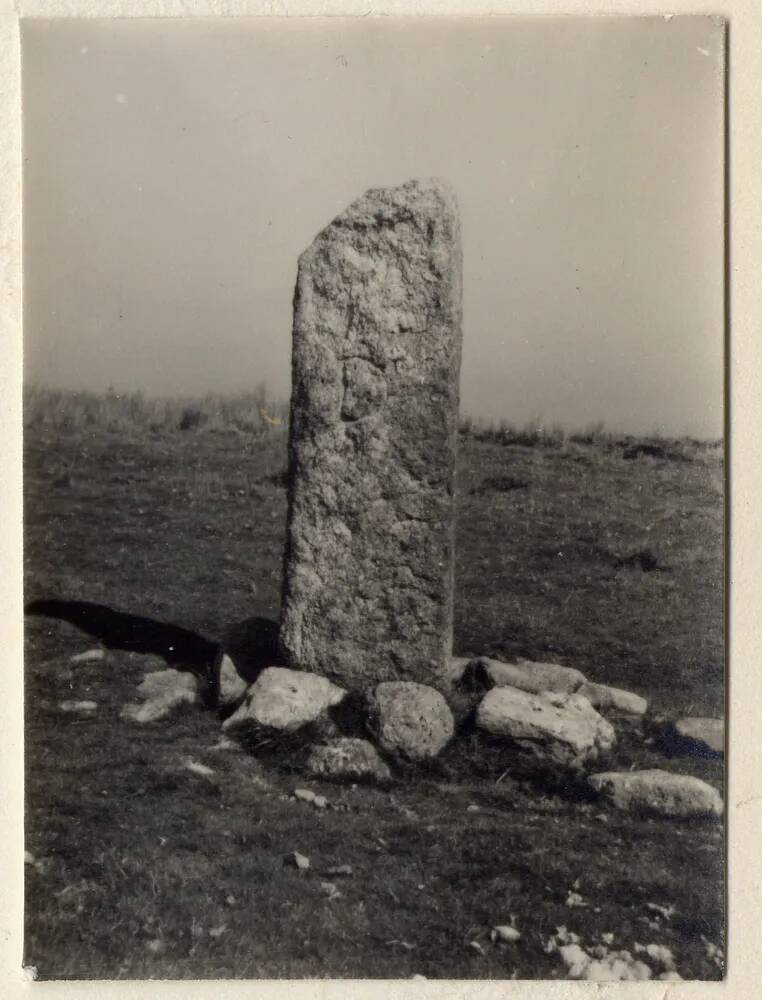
left=2, top=1, right=759, bottom=997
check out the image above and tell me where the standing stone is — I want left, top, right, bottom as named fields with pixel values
left=280, top=179, right=463, bottom=687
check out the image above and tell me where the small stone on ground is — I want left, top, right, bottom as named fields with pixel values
left=306, top=738, right=392, bottom=783
left=672, top=717, right=724, bottom=756
left=59, top=700, right=98, bottom=713
left=69, top=648, right=107, bottom=664
left=286, top=851, right=311, bottom=871
left=121, top=669, right=198, bottom=724
left=589, top=769, right=723, bottom=818
left=184, top=759, right=215, bottom=778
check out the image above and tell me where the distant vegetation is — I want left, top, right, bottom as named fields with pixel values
left=23, top=384, right=289, bottom=436
left=458, top=415, right=722, bottom=452
left=24, top=385, right=721, bottom=452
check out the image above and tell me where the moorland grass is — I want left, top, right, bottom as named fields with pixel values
left=23, top=387, right=724, bottom=980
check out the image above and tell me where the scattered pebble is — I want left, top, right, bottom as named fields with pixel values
left=635, top=942, right=676, bottom=970
left=145, top=938, right=165, bottom=955
left=491, top=925, right=521, bottom=943
left=326, top=864, right=353, bottom=877
left=468, top=940, right=486, bottom=955
left=558, top=943, right=590, bottom=978
left=313, top=795, right=329, bottom=809
left=646, top=902, right=676, bottom=921
left=209, top=737, right=238, bottom=752
left=209, top=924, right=227, bottom=938
left=294, top=788, right=316, bottom=803
left=225, top=894, right=237, bottom=906
left=467, top=804, right=481, bottom=813
left=320, top=881, right=341, bottom=900
left=565, top=891, right=588, bottom=908
left=561, top=943, right=652, bottom=981
left=387, top=939, right=415, bottom=951
left=544, top=926, right=580, bottom=952
left=286, top=851, right=310, bottom=871
left=184, top=760, right=215, bottom=778
left=59, top=700, right=98, bottom=713
left=70, top=648, right=106, bottom=664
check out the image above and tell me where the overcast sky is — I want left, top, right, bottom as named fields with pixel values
left=23, top=16, right=724, bottom=437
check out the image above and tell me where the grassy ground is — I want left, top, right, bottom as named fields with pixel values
left=23, top=391, right=724, bottom=980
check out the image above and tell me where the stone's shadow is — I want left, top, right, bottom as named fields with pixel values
left=326, top=689, right=370, bottom=739
left=656, top=728, right=724, bottom=761
left=221, top=615, right=282, bottom=684
left=24, top=600, right=283, bottom=714
left=24, top=597, right=222, bottom=706
left=228, top=717, right=336, bottom=769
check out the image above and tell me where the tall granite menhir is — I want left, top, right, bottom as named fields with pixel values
left=280, top=178, right=463, bottom=688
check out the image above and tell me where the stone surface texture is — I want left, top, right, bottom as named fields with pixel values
left=280, top=178, right=463, bottom=687
left=306, top=737, right=392, bottom=783
left=367, top=680, right=455, bottom=760
left=120, top=669, right=198, bottom=724
left=673, top=717, right=724, bottom=756
left=577, top=681, right=647, bottom=716
left=221, top=666, right=346, bottom=733
left=476, top=688, right=615, bottom=767
left=588, top=769, right=723, bottom=818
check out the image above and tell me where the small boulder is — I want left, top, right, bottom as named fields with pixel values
left=577, top=681, right=647, bottom=716
left=589, top=769, right=723, bottom=818
left=672, top=717, right=724, bottom=757
left=121, top=669, right=198, bottom=723
left=222, top=666, right=346, bottom=733
left=367, top=681, right=454, bottom=760
left=468, top=657, right=586, bottom=695
left=217, top=652, right=248, bottom=708
left=306, top=737, right=392, bottom=783
left=476, top=688, right=614, bottom=767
